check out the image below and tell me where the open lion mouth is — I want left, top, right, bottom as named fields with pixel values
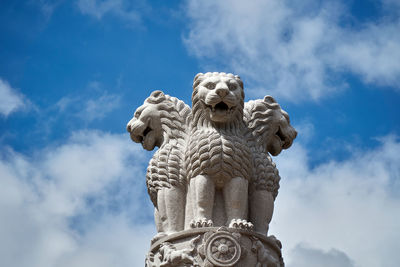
left=276, top=127, right=290, bottom=148
left=206, top=101, right=234, bottom=113
left=143, top=126, right=152, bottom=138
left=214, top=102, right=229, bottom=111
left=131, top=124, right=152, bottom=143
left=137, top=126, right=152, bottom=144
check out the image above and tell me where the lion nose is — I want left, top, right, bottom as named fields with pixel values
left=127, top=121, right=133, bottom=132
left=215, top=84, right=229, bottom=97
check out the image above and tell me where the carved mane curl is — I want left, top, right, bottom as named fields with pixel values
left=145, top=91, right=192, bottom=144
left=244, top=95, right=294, bottom=148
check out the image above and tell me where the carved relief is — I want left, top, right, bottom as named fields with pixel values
left=196, top=227, right=245, bottom=267
left=205, top=231, right=241, bottom=266
left=146, top=236, right=201, bottom=267
left=251, top=237, right=282, bottom=267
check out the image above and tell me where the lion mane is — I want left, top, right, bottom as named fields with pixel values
left=244, top=96, right=297, bottom=155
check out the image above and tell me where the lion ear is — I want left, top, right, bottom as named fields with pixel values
left=193, top=73, right=204, bottom=83
left=263, top=95, right=276, bottom=104
left=193, top=73, right=204, bottom=88
left=194, top=73, right=204, bottom=81
left=150, top=90, right=165, bottom=98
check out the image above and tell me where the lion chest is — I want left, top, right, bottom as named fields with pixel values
left=186, top=130, right=252, bottom=185
left=146, top=143, right=184, bottom=191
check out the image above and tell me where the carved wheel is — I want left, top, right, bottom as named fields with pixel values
left=205, top=232, right=241, bottom=266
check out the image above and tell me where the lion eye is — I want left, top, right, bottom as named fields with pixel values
left=204, top=82, right=215, bottom=90
left=228, top=83, right=237, bottom=91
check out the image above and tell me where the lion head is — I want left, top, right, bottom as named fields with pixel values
left=127, top=91, right=165, bottom=151
left=191, top=72, right=245, bottom=128
left=244, top=96, right=297, bottom=156
left=126, top=90, right=191, bottom=151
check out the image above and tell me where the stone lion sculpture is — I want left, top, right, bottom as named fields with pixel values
left=127, top=90, right=191, bottom=239
left=185, top=72, right=253, bottom=229
left=244, top=96, right=297, bottom=234
left=127, top=72, right=297, bottom=240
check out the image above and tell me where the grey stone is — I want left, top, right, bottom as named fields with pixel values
left=127, top=72, right=297, bottom=266
left=146, top=227, right=284, bottom=267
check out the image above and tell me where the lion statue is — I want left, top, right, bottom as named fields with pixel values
left=127, top=73, right=297, bottom=238
left=244, top=96, right=297, bottom=234
left=126, top=90, right=191, bottom=239
left=185, top=72, right=254, bottom=229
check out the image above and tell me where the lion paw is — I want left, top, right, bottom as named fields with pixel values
left=229, top=219, right=254, bottom=230
left=190, top=218, right=213, bottom=228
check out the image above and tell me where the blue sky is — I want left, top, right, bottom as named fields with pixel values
left=0, top=0, right=399, bottom=266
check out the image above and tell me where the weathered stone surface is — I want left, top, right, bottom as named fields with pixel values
left=127, top=72, right=297, bottom=266
left=146, top=227, right=284, bottom=267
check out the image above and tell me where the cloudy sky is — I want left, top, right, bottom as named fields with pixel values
left=1, top=0, right=399, bottom=266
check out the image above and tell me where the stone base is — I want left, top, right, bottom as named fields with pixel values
left=145, top=227, right=284, bottom=267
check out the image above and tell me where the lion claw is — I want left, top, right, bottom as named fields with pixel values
left=190, top=218, right=214, bottom=228
left=229, top=219, right=254, bottom=230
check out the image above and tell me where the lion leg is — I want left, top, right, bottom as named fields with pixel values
left=154, top=208, right=162, bottom=232
left=164, top=186, right=185, bottom=233
left=185, top=187, right=194, bottom=229
left=156, top=189, right=168, bottom=233
left=223, top=177, right=251, bottom=228
left=250, top=190, right=274, bottom=235
left=189, top=174, right=215, bottom=227
left=151, top=190, right=169, bottom=243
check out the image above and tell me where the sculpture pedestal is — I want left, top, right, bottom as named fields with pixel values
left=145, top=227, right=284, bottom=267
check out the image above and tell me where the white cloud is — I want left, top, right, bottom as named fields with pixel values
left=184, top=0, right=400, bottom=101
left=34, top=0, right=62, bottom=18
left=271, top=135, right=400, bottom=267
left=3, top=131, right=398, bottom=267
left=81, top=93, right=121, bottom=121
left=288, top=244, right=355, bottom=267
left=331, top=20, right=400, bottom=87
left=1, top=119, right=399, bottom=266
left=54, top=82, right=121, bottom=122
left=0, top=78, right=27, bottom=117
left=0, top=131, right=155, bottom=267
left=77, top=0, right=142, bottom=24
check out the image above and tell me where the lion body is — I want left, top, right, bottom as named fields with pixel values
left=186, top=129, right=252, bottom=187
left=244, top=97, right=296, bottom=199
left=184, top=72, right=255, bottom=228
left=244, top=96, right=297, bottom=234
left=127, top=91, right=191, bottom=236
left=141, top=95, right=191, bottom=206
left=250, top=150, right=280, bottom=198
left=147, top=142, right=185, bottom=205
